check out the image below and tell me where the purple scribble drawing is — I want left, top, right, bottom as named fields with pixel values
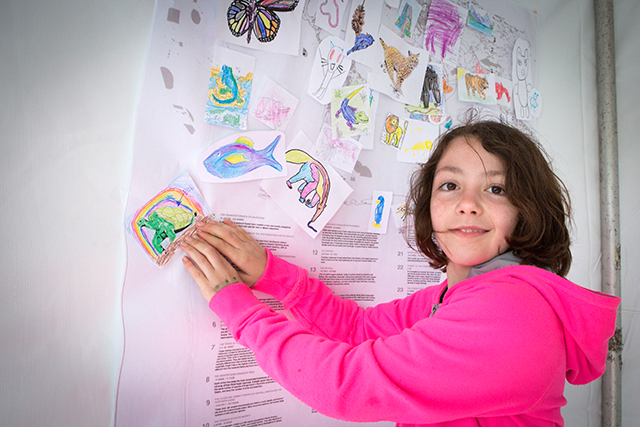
left=424, top=0, right=464, bottom=62
left=255, top=96, right=291, bottom=129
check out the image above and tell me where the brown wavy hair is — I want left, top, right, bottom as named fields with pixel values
left=406, top=120, right=572, bottom=277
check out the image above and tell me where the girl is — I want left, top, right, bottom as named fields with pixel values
left=181, top=121, right=619, bottom=426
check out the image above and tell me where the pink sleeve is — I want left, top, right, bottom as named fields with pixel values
left=252, top=249, right=441, bottom=344
left=210, top=277, right=563, bottom=424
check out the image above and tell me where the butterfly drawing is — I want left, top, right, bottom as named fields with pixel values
left=227, top=0, right=300, bottom=44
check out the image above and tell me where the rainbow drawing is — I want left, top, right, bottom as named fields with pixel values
left=128, top=173, right=209, bottom=265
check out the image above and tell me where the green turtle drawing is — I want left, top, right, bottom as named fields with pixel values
left=137, top=207, right=197, bottom=254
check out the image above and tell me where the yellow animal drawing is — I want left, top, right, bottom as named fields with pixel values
left=403, top=140, right=433, bottom=157
left=384, top=114, right=408, bottom=148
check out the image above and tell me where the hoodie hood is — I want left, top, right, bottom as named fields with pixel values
left=499, top=265, right=620, bottom=384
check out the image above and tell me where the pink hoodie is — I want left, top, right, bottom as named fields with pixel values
left=210, top=249, right=620, bottom=426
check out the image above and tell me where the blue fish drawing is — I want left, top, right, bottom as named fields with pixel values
left=203, top=135, right=283, bottom=179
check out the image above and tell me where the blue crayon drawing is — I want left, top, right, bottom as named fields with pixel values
left=372, top=195, right=385, bottom=227
left=203, top=135, right=282, bottom=179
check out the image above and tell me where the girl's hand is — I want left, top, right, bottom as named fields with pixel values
left=181, top=234, right=244, bottom=303
left=193, top=218, right=267, bottom=287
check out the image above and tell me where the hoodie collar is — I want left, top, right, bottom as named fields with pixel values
left=466, top=251, right=522, bottom=279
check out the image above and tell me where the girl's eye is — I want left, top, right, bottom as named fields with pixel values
left=488, top=185, right=506, bottom=195
left=439, top=182, right=458, bottom=191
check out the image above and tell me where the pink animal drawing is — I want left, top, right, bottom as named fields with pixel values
left=254, top=96, right=291, bottom=129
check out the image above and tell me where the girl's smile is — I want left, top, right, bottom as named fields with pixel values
left=430, top=136, right=518, bottom=286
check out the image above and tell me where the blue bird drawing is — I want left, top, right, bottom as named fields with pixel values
left=203, top=135, right=282, bottom=179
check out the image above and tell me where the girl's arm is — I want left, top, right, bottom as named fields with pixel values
left=186, top=218, right=439, bottom=344
left=181, top=228, right=563, bottom=423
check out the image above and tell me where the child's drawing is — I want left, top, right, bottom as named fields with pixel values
left=368, top=190, right=393, bottom=234
left=347, top=1, right=375, bottom=55
left=457, top=68, right=497, bottom=105
left=395, top=0, right=421, bottom=38
left=370, top=25, right=428, bottom=105
left=529, top=88, right=542, bottom=118
left=424, top=0, right=467, bottom=66
left=128, top=173, right=210, bottom=267
left=316, top=0, right=348, bottom=36
left=198, top=131, right=286, bottom=183
left=467, top=6, right=493, bottom=35
left=253, top=78, right=298, bottom=130
left=380, top=38, right=420, bottom=95
left=495, top=76, right=512, bottom=107
left=397, top=118, right=439, bottom=163
left=308, top=37, right=351, bottom=104
left=391, top=202, right=408, bottom=228
left=512, top=38, right=534, bottom=120
left=227, top=0, right=299, bottom=43
left=315, top=124, right=363, bottom=173
left=216, top=0, right=303, bottom=56
left=357, top=89, right=380, bottom=150
left=405, top=63, right=446, bottom=119
left=205, top=47, right=255, bottom=130
left=260, top=132, right=353, bottom=238
left=381, top=113, right=408, bottom=149
left=343, top=0, right=383, bottom=67
left=285, top=149, right=331, bottom=233
left=331, top=84, right=370, bottom=138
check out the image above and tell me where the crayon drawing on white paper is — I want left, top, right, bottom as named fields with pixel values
left=260, top=132, right=352, bottom=238
left=198, top=131, right=286, bottom=184
left=308, top=36, right=352, bottom=104
left=253, top=78, right=299, bottom=130
left=368, top=190, right=393, bottom=234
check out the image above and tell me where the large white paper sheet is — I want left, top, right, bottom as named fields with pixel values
left=116, top=0, right=539, bottom=426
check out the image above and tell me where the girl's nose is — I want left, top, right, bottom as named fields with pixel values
left=457, top=190, right=482, bottom=215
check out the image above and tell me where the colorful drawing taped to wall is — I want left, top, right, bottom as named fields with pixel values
left=342, top=0, right=383, bottom=69
left=205, top=46, right=255, bottom=130
left=395, top=0, right=421, bottom=38
left=253, top=78, right=299, bottom=130
left=198, top=131, right=286, bottom=183
left=331, top=84, right=370, bottom=138
left=467, top=6, right=493, bottom=35
left=260, top=132, right=353, bottom=239
left=315, top=124, right=363, bottom=173
left=495, top=76, right=513, bottom=107
left=457, top=68, right=497, bottom=105
left=381, top=113, right=408, bottom=149
left=397, top=118, right=439, bottom=163
left=380, top=37, right=420, bottom=96
left=308, top=36, right=351, bottom=103
left=226, top=0, right=300, bottom=44
left=424, top=0, right=467, bottom=66
left=405, top=63, right=446, bottom=119
left=285, top=149, right=331, bottom=233
left=369, top=25, right=427, bottom=106
left=128, top=173, right=210, bottom=266
left=512, top=38, right=535, bottom=120
left=347, top=0, right=375, bottom=55
left=368, top=190, right=393, bottom=234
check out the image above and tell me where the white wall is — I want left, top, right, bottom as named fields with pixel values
left=0, top=0, right=637, bottom=426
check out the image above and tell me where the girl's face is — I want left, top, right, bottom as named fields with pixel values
left=430, top=136, right=518, bottom=284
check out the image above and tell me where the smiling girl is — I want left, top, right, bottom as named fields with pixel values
left=181, top=120, right=619, bottom=426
